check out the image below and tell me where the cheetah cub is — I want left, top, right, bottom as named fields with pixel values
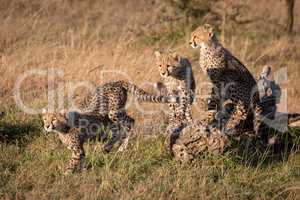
left=42, top=110, right=109, bottom=174
left=154, top=50, right=196, bottom=154
left=79, top=80, right=178, bottom=151
left=190, top=24, right=263, bottom=135
left=42, top=80, right=177, bottom=173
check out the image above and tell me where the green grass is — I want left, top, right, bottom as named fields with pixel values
left=1, top=115, right=300, bottom=200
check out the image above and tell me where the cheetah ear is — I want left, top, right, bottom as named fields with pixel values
left=172, top=52, right=180, bottom=62
left=154, top=51, right=162, bottom=59
left=203, top=24, right=214, bottom=38
left=208, top=25, right=215, bottom=38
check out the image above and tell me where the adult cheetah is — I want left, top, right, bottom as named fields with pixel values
left=190, top=24, right=263, bottom=136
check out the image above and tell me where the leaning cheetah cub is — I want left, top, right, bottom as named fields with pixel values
left=42, top=109, right=110, bottom=174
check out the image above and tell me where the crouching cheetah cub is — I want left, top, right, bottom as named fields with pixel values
left=154, top=50, right=196, bottom=154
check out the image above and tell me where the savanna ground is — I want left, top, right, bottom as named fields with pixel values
left=1, top=0, right=300, bottom=199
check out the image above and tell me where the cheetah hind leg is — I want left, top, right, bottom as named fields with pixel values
left=64, top=140, right=86, bottom=175
left=103, top=115, right=135, bottom=153
left=222, top=100, right=247, bottom=136
left=103, top=123, right=122, bottom=153
left=104, top=109, right=126, bottom=153
left=117, top=115, right=135, bottom=152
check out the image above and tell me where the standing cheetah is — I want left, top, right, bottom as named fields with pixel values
left=79, top=80, right=178, bottom=150
left=190, top=24, right=263, bottom=136
left=154, top=50, right=196, bottom=154
left=42, top=80, right=177, bottom=173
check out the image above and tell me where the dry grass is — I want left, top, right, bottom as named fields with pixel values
left=1, top=0, right=300, bottom=199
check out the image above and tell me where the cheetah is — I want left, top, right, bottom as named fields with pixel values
left=190, top=24, right=263, bottom=136
left=154, top=50, right=196, bottom=154
left=42, top=80, right=177, bottom=173
left=79, top=80, right=177, bottom=149
left=42, top=110, right=110, bottom=174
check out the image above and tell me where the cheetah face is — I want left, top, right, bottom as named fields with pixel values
left=189, top=24, right=215, bottom=49
left=42, top=109, right=70, bottom=134
left=154, top=51, right=181, bottom=78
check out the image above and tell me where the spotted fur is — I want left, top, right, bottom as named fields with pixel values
left=42, top=81, right=176, bottom=173
left=42, top=110, right=108, bottom=174
left=154, top=50, right=196, bottom=154
left=190, top=24, right=263, bottom=136
left=79, top=80, right=177, bottom=149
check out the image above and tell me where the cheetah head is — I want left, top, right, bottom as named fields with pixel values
left=189, top=24, right=216, bottom=48
left=42, top=109, right=73, bottom=134
left=154, top=50, right=182, bottom=78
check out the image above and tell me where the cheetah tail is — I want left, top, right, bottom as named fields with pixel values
left=121, top=81, right=177, bottom=104
left=288, top=113, right=300, bottom=124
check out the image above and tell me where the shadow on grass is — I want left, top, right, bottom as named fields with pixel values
left=229, top=127, right=300, bottom=167
left=0, top=120, right=41, bottom=145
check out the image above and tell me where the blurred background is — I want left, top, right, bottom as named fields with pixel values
left=0, top=0, right=299, bottom=128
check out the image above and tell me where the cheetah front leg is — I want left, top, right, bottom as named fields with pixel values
left=64, top=134, right=86, bottom=175
left=178, top=85, right=193, bottom=123
left=202, top=85, right=220, bottom=111
left=165, top=120, right=186, bottom=156
left=214, top=84, right=247, bottom=134
left=249, top=90, right=266, bottom=136
left=222, top=100, right=247, bottom=135
left=199, top=85, right=221, bottom=128
left=253, top=102, right=265, bottom=136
